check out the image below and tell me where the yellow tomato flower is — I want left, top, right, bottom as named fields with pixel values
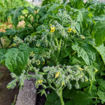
left=55, top=72, right=60, bottom=78
left=50, top=26, right=55, bottom=32
left=36, top=80, right=43, bottom=84
left=68, top=28, right=72, bottom=33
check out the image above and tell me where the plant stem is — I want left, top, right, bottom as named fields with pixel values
left=57, top=89, right=65, bottom=105
left=89, top=80, right=93, bottom=94
left=59, top=94, right=64, bottom=105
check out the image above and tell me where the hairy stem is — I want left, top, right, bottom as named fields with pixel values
left=57, top=89, right=65, bottom=105
left=59, top=94, right=64, bottom=105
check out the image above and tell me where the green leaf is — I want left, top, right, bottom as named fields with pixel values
left=7, top=79, right=17, bottom=89
left=11, top=7, right=24, bottom=27
left=69, top=0, right=84, bottom=9
left=93, top=44, right=105, bottom=64
left=64, top=89, right=93, bottom=105
left=5, top=47, right=29, bottom=75
left=72, top=43, right=96, bottom=65
left=97, top=90, right=105, bottom=104
left=0, top=49, right=6, bottom=63
left=98, top=79, right=105, bottom=91
left=93, top=21, right=105, bottom=45
left=86, top=66, right=96, bottom=82
left=42, top=0, right=62, bottom=5
left=97, top=79, right=105, bottom=103
left=72, top=43, right=89, bottom=65
left=45, top=92, right=61, bottom=105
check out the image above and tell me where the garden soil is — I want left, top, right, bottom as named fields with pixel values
left=0, top=66, right=18, bottom=105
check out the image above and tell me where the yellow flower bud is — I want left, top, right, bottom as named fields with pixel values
left=68, top=28, right=72, bottom=33
left=62, top=81, right=65, bottom=86
left=95, top=69, right=98, bottom=73
left=85, top=79, right=88, bottom=82
left=55, top=72, right=60, bottom=78
left=78, top=67, right=84, bottom=71
left=36, top=80, right=43, bottom=84
left=73, top=29, right=76, bottom=33
left=10, top=43, right=17, bottom=47
left=80, top=35, right=85, bottom=40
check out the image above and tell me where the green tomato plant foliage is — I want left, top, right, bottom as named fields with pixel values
left=1, top=0, right=105, bottom=105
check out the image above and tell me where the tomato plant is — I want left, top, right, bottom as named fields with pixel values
left=0, top=0, right=105, bottom=105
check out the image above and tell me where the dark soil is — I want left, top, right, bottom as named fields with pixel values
left=36, top=94, right=46, bottom=105
left=0, top=66, right=19, bottom=105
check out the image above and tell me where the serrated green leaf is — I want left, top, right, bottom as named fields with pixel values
left=72, top=43, right=96, bottom=65
left=93, top=44, right=105, bottom=64
left=5, top=47, right=29, bottom=75
left=72, top=43, right=90, bottom=65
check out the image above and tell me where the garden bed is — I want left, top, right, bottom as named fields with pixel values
left=0, top=66, right=18, bottom=105
left=1, top=0, right=105, bottom=105
left=0, top=66, right=45, bottom=105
